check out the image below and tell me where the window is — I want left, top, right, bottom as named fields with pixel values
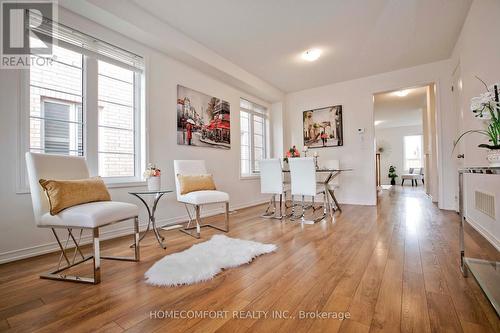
left=22, top=12, right=145, bottom=190
left=29, top=45, right=84, bottom=156
left=240, top=99, right=268, bottom=177
left=404, top=135, right=423, bottom=171
left=98, top=61, right=136, bottom=177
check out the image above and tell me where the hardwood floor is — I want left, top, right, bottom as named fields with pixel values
left=0, top=187, right=499, bottom=333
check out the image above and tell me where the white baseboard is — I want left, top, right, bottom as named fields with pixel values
left=466, top=214, right=500, bottom=252
left=0, top=199, right=268, bottom=264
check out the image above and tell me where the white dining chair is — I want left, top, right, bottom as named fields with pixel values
left=25, top=152, right=140, bottom=284
left=259, top=158, right=289, bottom=219
left=174, top=160, right=229, bottom=238
left=288, top=157, right=327, bottom=224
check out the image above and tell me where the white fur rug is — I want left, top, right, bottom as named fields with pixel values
left=144, top=235, right=277, bottom=287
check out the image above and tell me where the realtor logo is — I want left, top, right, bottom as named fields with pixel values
left=1, top=0, right=56, bottom=68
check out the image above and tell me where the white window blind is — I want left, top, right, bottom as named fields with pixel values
left=28, top=10, right=144, bottom=72
left=240, top=99, right=268, bottom=177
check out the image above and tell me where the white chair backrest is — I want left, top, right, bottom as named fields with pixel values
left=411, top=168, right=422, bottom=175
left=289, top=157, right=317, bottom=196
left=173, top=160, right=208, bottom=200
left=25, top=152, right=90, bottom=225
left=259, top=159, right=283, bottom=194
left=321, top=159, right=340, bottom=186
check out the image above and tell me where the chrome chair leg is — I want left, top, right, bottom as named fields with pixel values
left=290, top=196, right=305, bottom=221
left=262, top=195, right=277, bottom=218
left=185, top=204, right=194, bottom=229
left=290, top=195, right=326, bottom=224
left=279, top=194, right=283, bottom=218
left=180, top=203, right=230, bottom=239
left=93, top=228, right=101, bottom=283
left=262, top=194, right=284, bottom=220
left=40, top=216, right=141, bottom=284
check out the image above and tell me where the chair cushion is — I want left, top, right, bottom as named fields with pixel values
left=177, top=174, right=216, bottom=195
left=40, top=201, right=139, bottom=228
left=178, top=190, right=229, bottom=205
left=401, top=174, right=423, bottom=180
left=39, top=177, right=111, bottom=215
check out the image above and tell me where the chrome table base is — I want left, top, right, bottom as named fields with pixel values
left=130, top=192, right=167, bottom=249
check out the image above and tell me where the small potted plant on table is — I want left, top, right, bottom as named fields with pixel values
left=144, top=164, right=161, bottom=191
left=388, top=165, right=398, bottom=185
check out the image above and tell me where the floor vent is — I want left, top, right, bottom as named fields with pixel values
left=474, top=191, right=496, bottom=219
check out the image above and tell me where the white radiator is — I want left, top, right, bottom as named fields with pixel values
left=474, top=191, right=496, bottom=219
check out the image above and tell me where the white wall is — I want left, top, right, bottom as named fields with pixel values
left=284, top=60, right=456, bottom=208
left=0, top=9, right=274, bottom=263
left=375, top=125, right=423, bottom=185
left=451, top=0, right=500, bottom=250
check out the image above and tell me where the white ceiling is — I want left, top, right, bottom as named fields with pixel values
left=131, top=0, right=471, bottom=92
left=374, top=86, right=427, bottom=129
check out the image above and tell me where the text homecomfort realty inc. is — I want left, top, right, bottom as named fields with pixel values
left=149, top=310, right=351, bottom=321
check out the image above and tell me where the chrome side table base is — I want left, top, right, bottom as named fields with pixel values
left=130, top=191, right=169, bottom=249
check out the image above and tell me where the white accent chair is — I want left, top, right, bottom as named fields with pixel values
left=174, top=160, right=229, bottom=238
left=288, top=157, right=327, bottom=224
left=259, top=158, right=289, bottom=219
left=401, top=168, right=424, bottom=186
left=25, top=152, right=140, bottom=284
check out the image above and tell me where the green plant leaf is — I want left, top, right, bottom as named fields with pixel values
left=452, top=129, right=490, bottom=153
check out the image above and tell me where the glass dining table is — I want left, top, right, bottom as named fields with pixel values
left=282, top=168, right=352, bottom=216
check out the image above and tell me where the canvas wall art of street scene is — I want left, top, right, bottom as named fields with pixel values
left=303, top=105, right=343, bottom=148
left=177, top=85, right=231, bottom=149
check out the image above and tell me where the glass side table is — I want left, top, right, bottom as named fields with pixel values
left=129, top=189, right=173, bottom=249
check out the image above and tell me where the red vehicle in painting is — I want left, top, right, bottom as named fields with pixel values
left=201, top=100, right=230, bottom=144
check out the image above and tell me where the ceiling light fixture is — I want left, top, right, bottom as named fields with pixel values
left=302, top=49, right=321, bottom=62
left=394, top=90, right=410, bottom=97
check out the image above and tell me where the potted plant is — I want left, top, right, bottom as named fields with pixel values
left=454, top=78, right=500, bottom=166
left=388, top=165, right=398, bottom=185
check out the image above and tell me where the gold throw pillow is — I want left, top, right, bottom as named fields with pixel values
left=177, top=174, right=216, bottom=195
left=39, top=177, right=111, bottom=215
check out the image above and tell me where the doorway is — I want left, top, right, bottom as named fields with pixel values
left=374, top=84, right=439, bottom=202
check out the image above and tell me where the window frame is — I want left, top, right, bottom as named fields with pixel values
left=240, top=99, right=269, bottom=179
left=17, top=44, right=146, bottom=193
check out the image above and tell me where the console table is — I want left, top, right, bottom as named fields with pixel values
left=458, top=167, right=500, bottom=316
